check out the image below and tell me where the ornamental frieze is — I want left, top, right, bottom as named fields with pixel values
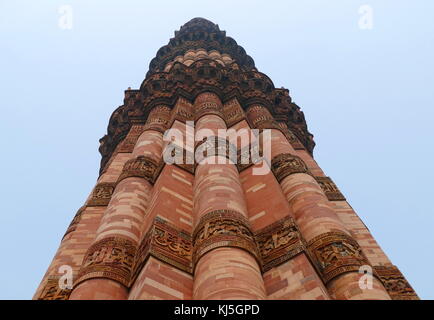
left=117, top=124, right=146, bottom=153
left=255, top=216, right=305, bottom=272
left=223, top=99, right=246, bottom=127
left=195, top=101, right=225, bottom=121
left=315, top=176, right=346, bottom=201
left=307, top=231, right=370, bottom=283
left=98, top=62, right=315, bottom=174
left=62, top=206, right=86, bottom=240
left=87, top=183, right=116, bottom=206
left=192, top=210, right=259, bottom=268
left=117, top=156, right=158, bottom=184
left=38, top=278, right=72, bottom=300
left=373, top=265, right=419, bottom=300
left=278, top=125, right=306, bottom=150
left=75, top=237, right=136, bottom=288
left=131, top=217, right=193, bottom=284
left=170, top=97, right=194, bottom=124
left=271, top=153, right=310, bottom=183
left=144, top=105, right=171, bottom=133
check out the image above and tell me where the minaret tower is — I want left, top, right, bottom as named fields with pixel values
left=34, top=18, right=418, bottom=300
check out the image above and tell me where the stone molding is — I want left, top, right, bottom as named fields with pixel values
left=116, top=124, right=146, bottom=153
left=87, top=183, right=116, bottom=207
left=307, top=231, right=371, bottom=284
left=254, top=216, right=305, bottom=272
left=374, top=265, right=419, bottom=300
left=75, top=236, right=136, bottom=288
left=271, top=153, right=310, bottom=183
left=131, top=217, right=193, bottom=284
left=38, top=277, right=72, bottom=300
left=192, top=210, right=260, bottom=268
left=315, top=176, right=346, bottom=201
left=117, top=156, right=159, bottom=185
left=98, top=59, right=315, bottom=175
left=62, top=206, right=86, bottom=240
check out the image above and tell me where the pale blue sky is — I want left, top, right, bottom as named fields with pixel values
left=1, top=0, right=433, bottom=299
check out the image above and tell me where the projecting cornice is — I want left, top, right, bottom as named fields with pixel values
left=98, top=58, right=315, bottom=175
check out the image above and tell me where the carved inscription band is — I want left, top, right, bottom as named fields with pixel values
left=374, top=265, right=419, bottom=300
left=307, top=231, right=370, bottom=283
left=255, top=216, right=305, bottom=272
left=192, top=210, right=260, bottom=268
left=87, top=183, right=116, bottom=206
left=38, top=278, right=72, bottom=300
left=75, top=236, right=136, bottom=288
left=271, top=153, right=310, bottom=183
left=73, top=216, right=377, bottom=290
left=62, top=206, right=86, bottom=240
left=131, top=217, right=193, bottom=284
left=117, top=155, right=158, bottom=184
left=315, top=176, right=346, bottom=201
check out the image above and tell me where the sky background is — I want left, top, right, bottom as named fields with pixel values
left=1, top=0, right=433, bottom=299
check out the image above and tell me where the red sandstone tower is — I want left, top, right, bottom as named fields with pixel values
left=34, top=18, right=418, bottom=300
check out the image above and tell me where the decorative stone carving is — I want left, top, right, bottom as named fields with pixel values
left=223, top=98, right=245, bottom=127
left=315, top=176, right=346, bottom=201
left=307, top=231, right=370, bottom=283
left=374, top=265, right=419, bottom=300
left=192, top=210, right=259, bottom=268
left=170, top=97, right=194, bottom=124
left=117, top=124, right=146, bottom=153
left=131, top=217, right=192, bottom=284
left=195, top=101, right=225, bottom=121
left=117, top=156, right=158, bottom=184
left=271, top=153, right=309, bottom=183
left=38, top=278, right=71, bottom=300
left=87, top=183, right=116, bottom=206
left=75, top=237, right=136, bottom=288
left=62, top=206, right=86, bottom=240
left=144, top=105, right=171, bottom=133
left=255, top=216, right=305, bottom=272
left=278, top=124, right=306, bottom=150
left=98, top=60, right=315, bottom=174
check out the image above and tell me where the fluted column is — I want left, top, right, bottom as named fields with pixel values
left=192, top=93, right=266, bottom=300
left=70, top=106, right=170, bottom=300
left=246, top=104, right=390, bottom=300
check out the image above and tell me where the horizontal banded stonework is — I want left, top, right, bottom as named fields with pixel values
left=37, top=18, right=416, bottom=300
